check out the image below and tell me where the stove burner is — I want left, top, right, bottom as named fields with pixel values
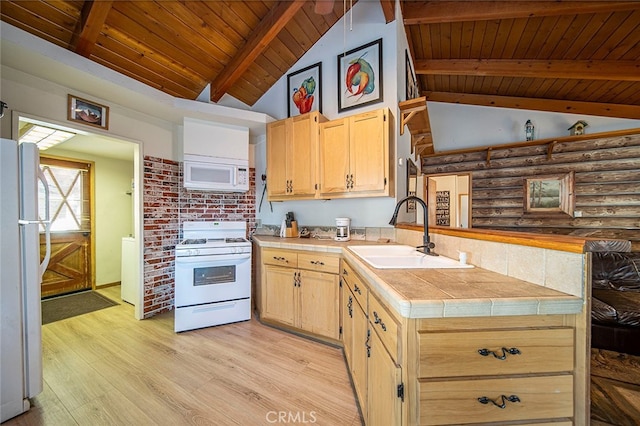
left=226, top=237, right=247, bottom=243
left=182, top=238, right=206, bottom=245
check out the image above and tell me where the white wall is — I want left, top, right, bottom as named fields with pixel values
left=428, top=102, right=640, bottom=152
left=253, top=1, right=404, bottom=229
left=45, top=146, right=135, bottom=286
left=0, top=67, right=174, bottom=159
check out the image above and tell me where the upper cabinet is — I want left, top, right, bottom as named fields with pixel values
left=266, top=112, right=327, bottom=201
left=319, top=108, right=393, bottom=199
left=267, top=108, right=393, bottom=201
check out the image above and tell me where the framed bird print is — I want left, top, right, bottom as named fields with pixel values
left=337, top=38, right=383, bottom=113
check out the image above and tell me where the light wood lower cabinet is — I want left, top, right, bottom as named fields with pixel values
left=341, top=260, right=578, bottom=426
left=258, top=249, right=580, bottom=425
left=260, top=248, right=340, bottom=341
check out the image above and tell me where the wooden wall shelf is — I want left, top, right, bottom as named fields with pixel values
left=399, top=96, right=434, bottom=156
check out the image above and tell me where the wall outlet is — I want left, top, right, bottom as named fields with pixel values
left=573, top=211, right=583, bottom=218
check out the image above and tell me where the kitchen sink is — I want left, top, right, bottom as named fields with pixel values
left=348, top=245, right=474, bottom=269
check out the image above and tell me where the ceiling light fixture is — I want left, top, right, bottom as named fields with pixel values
left=19, top=124, right=76, bottom=150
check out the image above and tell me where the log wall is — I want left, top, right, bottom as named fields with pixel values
left=421, top=131, right=640, bottom=249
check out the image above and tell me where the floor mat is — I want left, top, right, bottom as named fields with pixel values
left=42, top=291, right=119, bottom=324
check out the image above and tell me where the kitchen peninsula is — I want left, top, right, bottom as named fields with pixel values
left=252, top=227, right=625, bottom=425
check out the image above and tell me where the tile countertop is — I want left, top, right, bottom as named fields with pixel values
left=252, top=235, right=584, bottom=319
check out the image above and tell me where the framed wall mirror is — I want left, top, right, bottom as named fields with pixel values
left=416, top=173, right=472, bottom=228
left=406, top=158, right=418, bottom=212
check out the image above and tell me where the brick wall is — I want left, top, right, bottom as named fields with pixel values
left=143, top=156, right=256, bottom=318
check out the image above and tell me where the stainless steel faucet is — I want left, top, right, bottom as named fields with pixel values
left=389, top=196, right=438, bottom=256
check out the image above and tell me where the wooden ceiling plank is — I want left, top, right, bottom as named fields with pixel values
left=1, top=1, right=77, bottom=46
left=97, top=31, right=205, bottom=92
left=210, top=0, right=306, bottom=102
left=425, top=91, right=640, bottom=119
left=91, top=48, right=199, bottom=99
left=107, top=5, right=221, bottom=78
left=607, top=11, right=640, bottom=60
left=578, top=11, right=631, bottom=59
left=73, top=0, right=113, bottom=57
left=122, top=2, right=228, bottom=69
left=414, top=59, right=640, bottom=81
left=157, top=1, right=238, bottom=58
left=591, top=11, right=639, bottom=60
left=402, top=1, right=640, bottom=25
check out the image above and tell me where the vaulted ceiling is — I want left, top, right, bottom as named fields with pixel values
left=1, top=1, right=639, bottom=120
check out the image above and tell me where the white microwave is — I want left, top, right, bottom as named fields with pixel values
left=183, top=155, right=249, bottom=192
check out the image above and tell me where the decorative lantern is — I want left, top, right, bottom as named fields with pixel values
left=525, top=119, right=534, bottom=141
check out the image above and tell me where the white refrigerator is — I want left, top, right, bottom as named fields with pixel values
left=1, top=139, right=51, bottom=423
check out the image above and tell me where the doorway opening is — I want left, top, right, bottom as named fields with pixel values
left=15, top=112, right=143, bottom=319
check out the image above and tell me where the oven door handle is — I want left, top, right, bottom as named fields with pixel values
left=175, top=253, right=251, bottom=264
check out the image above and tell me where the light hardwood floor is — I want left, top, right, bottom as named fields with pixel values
left=5, top=286, right=362, bottom=426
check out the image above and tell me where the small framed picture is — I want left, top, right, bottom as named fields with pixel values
left=68, top=95, right=109, bottom=130
left=287, top=62, right=322, bottom=117
left=337, top=38, right=383, bottom=113
left=523, top=172, right=575, bottom=216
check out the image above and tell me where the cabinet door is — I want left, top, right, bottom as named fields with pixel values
left=349, top=109, right=388, bottom=194
left=266, top=120, right=289, bottom=199
left=289, top=113, right=319, bottom=198
left=342, top=283, right=355, bottom=366
left=319, top=117, right=350, bottom=196
left=352, top=302, right=368, bottom=421
left=262, top=265, right=296, bottom=326
left=298, top=270, right=339, bottom=339
left=368, top=329, right=402, bottom=426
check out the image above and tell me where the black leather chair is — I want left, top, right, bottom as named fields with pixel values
left=591, top=252, right=640, bottom=356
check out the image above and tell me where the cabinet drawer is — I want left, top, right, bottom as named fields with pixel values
left=262, top=249, right=298, bottom=268
left=298, top=252, right=340, bottom=274
left=369, top=294, right=399, bottom=363
left=420, top=375, right=573, bottom=425
left=342, top=263, right=367, bottom=311
left=419, top=328, right=574, bottom=378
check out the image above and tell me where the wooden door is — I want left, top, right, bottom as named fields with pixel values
left=262, top=265, right=296, bottom=326
left=298, top=270, right=339, bottom=339
left=39, top=156, right=92, bottom=298
left=342, top=284, right=354, bottom=365
left=266, top=119, right=288, bottom=199
left=319, top=118, right=350, bottom=196
left=289, top=113, right=318, bottom=198
left=350, top=109, right=388, bottom=194
left=368, top=329, right=402, bottom=426
left=352, top=301, right=369, bottom=421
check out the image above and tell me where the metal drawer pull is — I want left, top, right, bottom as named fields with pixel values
left=477, top=347, right=521, bottom=360
left=353, top=284, right=362, bottom=295
left=310, top=260, right=325, bottom=266
left=273, top=256, right=288, bottom=263
left=477, top=395, right=520, bottom=409
left=373, top=311, right=387, bottom=331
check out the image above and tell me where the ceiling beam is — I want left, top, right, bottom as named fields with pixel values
left=403, top=1, right=640, bottom=25
left=379, top=0, right=395, bottom=23
left=424, top=91, right=640, bottom=120
left=72, top=0, right=113, bottom=57
left=209, top=0, right=306, bottom=103
left=415, top=59, right=640, bottom=81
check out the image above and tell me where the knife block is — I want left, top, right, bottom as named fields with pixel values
left=284, top=221, right=298, bottom=238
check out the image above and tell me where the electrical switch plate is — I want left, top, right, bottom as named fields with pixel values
left=574, top=211, right=583, bottom=217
